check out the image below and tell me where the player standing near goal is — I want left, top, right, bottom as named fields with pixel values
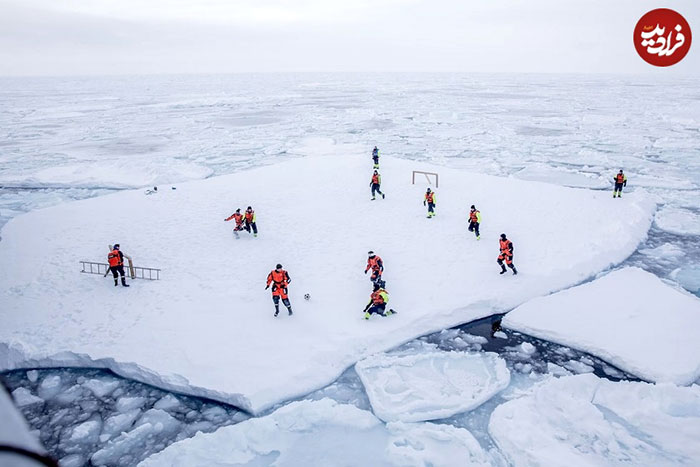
left=424, top=188, right=436, bottom=218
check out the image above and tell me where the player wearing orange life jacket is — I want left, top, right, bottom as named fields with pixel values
left=424, top=188, right=436, bottom=218
left=370, top=170, right=385, bottom=200
left=243, top=206, right=258, bottom=237
left=224, top=208, right=245, bottom=238
left=468, top=205, right=481, bottom=240
left=266, top=264, right=293, bottom=317
left=362, top=282, right=396, bottom=319
left=613, top=170, right=627, bottom=198
left=365, top=251, right=384, bottom=283
left=497, top=233, right=517, bottom=275
left=107, top=244, right=129, bottom=287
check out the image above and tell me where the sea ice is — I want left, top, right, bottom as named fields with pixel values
left=654, top=206, right=700, bottom=236
left=83, top=378, right=121, bottom=398
left=503, top=267, right=700, bottom=385
left=11, top=387, right=44, bottom=407
left=672, top=265, right=700, bottom=296
left=0, top=154, right=655, bottom=413
left=489, top=374, right=700, bottom=466
left=355, top=350, right=510, bottom=422
left=139, top=398, right=494, bottom=467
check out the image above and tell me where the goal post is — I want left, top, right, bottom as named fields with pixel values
left=412, top=170, right=439, bottom=188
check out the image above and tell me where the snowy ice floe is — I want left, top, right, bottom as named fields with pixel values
left=139, top=398, right=494, bottom=467
left=503, top=267, right=700, bottom=385
left=0, top=154, right=655, bottom=413
left=672, top=266, right=700, bottom=296
left=355, top=351, right=510, bottom=422
left=512, top=164, right=610, bottom=189
left=0, top=159, right=214, bottom=190
left=654, top=206, right=700, bottom=236
left=489, top=374, right=700, bottom=466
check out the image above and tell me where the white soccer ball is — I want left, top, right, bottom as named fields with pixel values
left=304, top=293, right=311, bottom=301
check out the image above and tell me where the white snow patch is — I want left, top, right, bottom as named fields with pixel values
left=654, top=206, right=700, bottom=236
left=139, top=398, right=494, bottom=467
left=489, top=374, right=700, bottom=466
left=503, top=267, right=700, bottom=385
left=0, top=155, right=655, bottom=413
left=356, top=351, right=510, bottom=422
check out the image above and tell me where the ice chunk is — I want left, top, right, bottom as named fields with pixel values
left=639, top=243, right=685, bottom=259
left=153, top=394, right=181, bottom=412
left=37, top=375, right=63, bottom=399
left=139, top=398, right=493, bottom=467
left=503, top=267, right=700, bottom=385
left=116, top=396, right=147, bottom=412
left=102, top=409, right=141, bottom=439
left=55, top=384, right=87, bottom=406
left=355, top=351, right=510, bottom=422
left=92, top=409, right=180, bottom=466
left=673, top=265, right=700, bottom=296
left=83, top=378, right=121, bottom=398
left=0, top=155, right=656, bottom=413
left=562, top=359, right=594, bottom=374
left=59, top=454, right=86, bottom=467
left=520, top=342, right=536, bottom=355
left=654, top=206, right=700, bottom=236
left=26, top=370, right=39, bottom=382
left=11, top=387, right=44, bottom=407
left=60, top=415, right=102, bottom=454
left=489, top=374, right=700, bottom=466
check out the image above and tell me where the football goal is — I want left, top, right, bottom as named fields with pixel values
left=412, top=170, right=439, bottom=188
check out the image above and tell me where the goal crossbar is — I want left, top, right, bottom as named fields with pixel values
left=412, top=170, right=439, bottom=188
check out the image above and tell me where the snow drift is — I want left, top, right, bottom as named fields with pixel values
left=503, top=267, right=700, bottom=385
left=0, top=152, right=655, bottom=413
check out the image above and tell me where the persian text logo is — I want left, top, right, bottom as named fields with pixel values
left=634, top=8, right=691, bottom=67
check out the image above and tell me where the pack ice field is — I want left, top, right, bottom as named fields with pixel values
left=1, top=74, right=699, bottom=467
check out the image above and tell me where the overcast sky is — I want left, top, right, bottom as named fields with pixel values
left=0, top=0, right=697, bottom=76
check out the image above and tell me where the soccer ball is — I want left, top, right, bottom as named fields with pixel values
left=304, top=293, right=311, bottom=301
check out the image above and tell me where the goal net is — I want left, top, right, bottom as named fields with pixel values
left=412, top=170, right=439, bottom=188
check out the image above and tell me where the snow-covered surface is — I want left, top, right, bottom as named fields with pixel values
left=140, top=398, right=495, bottom=467
left=503, top=267, right=700, bottom=385
left=512, top=164, right=610, bottom=189
left=0, top=154, right=655, bottom=413
left=489, top=374, right=700, bottom=466
left=654, top=206, right=700, bottom=236
left=355, top=350, right=510, bottom=422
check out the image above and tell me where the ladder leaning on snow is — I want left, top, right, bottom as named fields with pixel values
left=79, top=261, right=161, bottom=281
